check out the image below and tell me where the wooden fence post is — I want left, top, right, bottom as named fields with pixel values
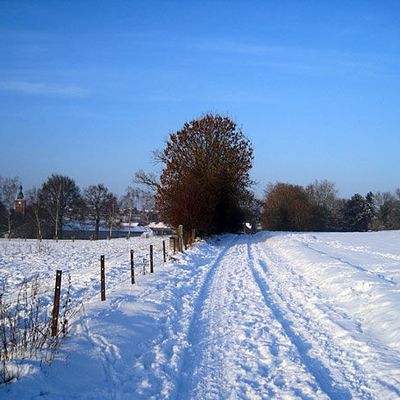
left=150, top=245, right=154, bottom=273
left=191, top=228, right=196, bottom=244
left=130, top=249, right=135, bottom=284
left=100, top=255, right=106, bottom=301
left=177, top=225, right=181, bottom=252
left=178, top=225, right=184, bottom=252
left=51, top=270, right=62, bottom=336
left=163, top=240, right=166, bottom=262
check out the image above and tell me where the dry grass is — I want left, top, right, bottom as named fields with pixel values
left=0, top=275, right=73, bottom=384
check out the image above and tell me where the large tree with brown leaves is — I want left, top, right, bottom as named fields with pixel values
left=156, top=114, right=254, bottom=235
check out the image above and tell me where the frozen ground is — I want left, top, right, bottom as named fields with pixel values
left=1, top=231, right=399, bottom=399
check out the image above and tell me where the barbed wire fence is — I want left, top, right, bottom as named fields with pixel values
left=0, top=226, right=197, bottom=384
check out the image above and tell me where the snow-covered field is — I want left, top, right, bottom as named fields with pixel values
left=0, top=236, right=166, bottom=311
left=1, top=231, right=399, bottom=399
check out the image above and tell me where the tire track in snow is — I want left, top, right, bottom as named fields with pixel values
left=172, top=235, right=239, bottom=400
left=174, top=235, right=328, bottom=399
left=246, top=237, right=354, bottom=400
left=253, top=235, right=400, bottom=399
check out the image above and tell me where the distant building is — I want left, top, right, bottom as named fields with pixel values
left=148, top=222, right=175, bottom=236
left=15, top=185, right=26, bottom=215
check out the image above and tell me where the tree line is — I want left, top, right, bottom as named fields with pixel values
left=0, top=175, right=156, bottom=240
left=137, top=114, right=400, bottom=235
left=261, top=181, right=400, bottom=232
left=1, top=113, right=399, bottom=238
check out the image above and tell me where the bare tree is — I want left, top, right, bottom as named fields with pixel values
left=40, top=174, right=81, bottom=240
left=374, top=191, right=400, bottom=230
left=306, top=180, right=338, bottom=230
left=26, top=187, right=43, bottom=239
left=139, top=189, right=156, bottom=224
left=120, top=186, right=138, bottom=238
left=306, top=180, right=338, bottom=210
left=133, top=170, right=159, bottom=191
left=104, top=194, right=118, bottom=239
left=83, top=184, right=115, bottom=240
left=0, top=177, right=20, bottom=237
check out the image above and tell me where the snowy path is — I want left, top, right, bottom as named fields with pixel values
left=176, top=235, right=329, bottom=399
left=2, top=232, right=400, bottom=399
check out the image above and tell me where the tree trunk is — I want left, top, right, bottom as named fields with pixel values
left=128, top=208, right=132, bottom=238
left=7, top=212, right=11, bottom=239
left=55, top=199, right=59, bottom=239
left=58, top=210, right=63, bottom=240
left=95, top=218, right=100, bottom=240
left=35, top=210, right=42, bottom=239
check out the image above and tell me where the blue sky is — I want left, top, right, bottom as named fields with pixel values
left=0, top=0, right=399, bottom=198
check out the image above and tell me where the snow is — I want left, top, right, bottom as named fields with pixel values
left=0, top=236, right=165, bottom=309
left=148, top=222, right=171, bottom=229
left=1, top=231, right=400, bottom=399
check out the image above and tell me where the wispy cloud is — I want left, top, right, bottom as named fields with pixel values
left=191, top=39, right=394, bottom=77
left=0, top=81, right=89, bottom=97
left=194, top=40, right=283, bottom=56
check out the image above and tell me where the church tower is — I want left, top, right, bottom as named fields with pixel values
left=15, top=185, right=26, bottom=215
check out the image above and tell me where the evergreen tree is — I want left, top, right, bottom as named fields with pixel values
left=344, top=194, right=373, bottom=231
left=366, top=192, right=376, bottom=217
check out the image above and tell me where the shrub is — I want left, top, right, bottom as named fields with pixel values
left=261, top=183, right=315, bottom=231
